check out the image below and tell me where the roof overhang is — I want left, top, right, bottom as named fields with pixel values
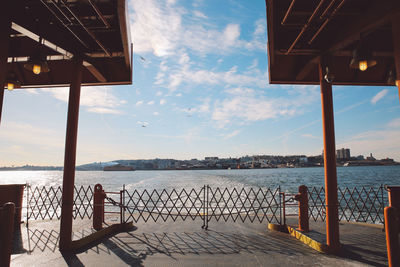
left=266, top=0, right=400, bottom=86
left=7, top=0, right=132, bottom=88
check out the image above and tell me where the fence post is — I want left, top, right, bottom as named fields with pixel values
left=0, top=202, right=15, bottom=267
left=93, top=184, right=105, bottom=231
left=295, top=185, right=309, bottom=232
left=385, top=206, right=400, bottom=267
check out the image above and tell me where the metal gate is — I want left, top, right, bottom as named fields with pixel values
left=106, top=186, right=283, bottom=228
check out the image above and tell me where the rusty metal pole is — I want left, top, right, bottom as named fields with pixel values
left=0, top=202, right=15, bottom=267
left=0, top=4, right=11, bottom=125
left=297, top=185, right=309, bottom=232
left=59, top=57, right=83, bottom=251
left=392, top=16, right=400, bottom=104
left=319, top=57, right=340, bottom=252
left=385, top=206, right=400, bottom=267
left=93, top=184, right=105, bottom=230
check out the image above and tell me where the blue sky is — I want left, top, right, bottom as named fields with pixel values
left=1, top=0, right=400, bottom=166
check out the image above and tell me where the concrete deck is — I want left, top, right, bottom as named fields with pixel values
left=10, top=217, right=387, bottom=266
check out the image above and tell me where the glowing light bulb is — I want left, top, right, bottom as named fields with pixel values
left=7, top=83, right=14, bottom=91
left=33, top=64, right=41, bottom=75
left=359, top=61, right=368, bottom=71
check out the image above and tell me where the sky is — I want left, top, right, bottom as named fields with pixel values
left=1, top=0, right=400, bottom=166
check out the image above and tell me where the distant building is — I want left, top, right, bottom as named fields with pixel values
left=336, top=148, right=350, bottom=160
left=205, top=157, right=218, bottom=161
left=366, top=153, right=376, bottom=161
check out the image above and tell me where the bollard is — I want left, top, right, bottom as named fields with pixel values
left=385, top=206, right=400, bottom=267
left=295, top=185, right=309, bottom=232
left=0, top=202, right=15, bottom=267
left=93, top=184, right=105, bottom=231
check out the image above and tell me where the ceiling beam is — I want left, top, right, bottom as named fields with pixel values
left=327, top=0, right=400, bottom=53
left=11, top=22, right=107, bottom=83
left=294, top=0, right=400, bottom=82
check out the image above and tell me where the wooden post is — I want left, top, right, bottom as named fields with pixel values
left=319, top=57, right=340, bottom=252
left=0, top=202, right=15, bottom=267
left=392, top=16, right=400, bottom=103
left=385, top=206, right=400, bottom=267
left=0, top=4, right=11, bottom=125
left=59, top=57, right=83, bottom=251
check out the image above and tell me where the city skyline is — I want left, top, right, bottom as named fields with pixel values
left=1, top=0, right=400, bottom=166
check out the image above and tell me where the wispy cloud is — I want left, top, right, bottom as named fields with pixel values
left=223, top=130, right=240, bottom=140
left=136, top=100, right=144, bottom=106
left=41, top=86, right=125, bottom=114
left=301, top=133, right=321, bottom=140
left=371, top=89, right=388, bottom=105
left=129, top=0, right=266, bottom=57
left=211, top=86, right=319, bottom=127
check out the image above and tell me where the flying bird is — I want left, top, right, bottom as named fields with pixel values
left=137, top=121, right=149, bottom=128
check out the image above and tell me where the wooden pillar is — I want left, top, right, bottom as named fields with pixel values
left=0, top=5, right=11, bottom=125
left=318, top=57, right=340, bottom=252
left=392, top=15, right=400, bottom=104
left=59, top=57, right=83, bottom=251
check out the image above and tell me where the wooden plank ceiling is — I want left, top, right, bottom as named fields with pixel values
left=266, top=0, right=400, bottom=85
left=7, top=0, right=132, bottom=88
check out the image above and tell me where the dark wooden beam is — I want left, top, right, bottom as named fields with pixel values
left=59, top=57, right=83, bottom=251
left=0, top=5, right=11, bottom=125
left=266, top=0, right=275, bottom=67
left=117, top=0, right=131, bottom=69
left=392, top=15, right=400, bottom=103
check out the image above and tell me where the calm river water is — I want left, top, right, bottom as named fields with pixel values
left=1, top=165, right=399, bottom=192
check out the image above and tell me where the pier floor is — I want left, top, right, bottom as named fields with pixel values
left=10, top=217, right=387, bottom=266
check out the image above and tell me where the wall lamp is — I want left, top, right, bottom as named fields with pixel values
left=4, top=71, right=21, bottom=91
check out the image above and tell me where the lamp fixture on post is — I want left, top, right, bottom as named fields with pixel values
left=349, top=44, right=377, bottom=72
left=324, top=66, right=334, bottom=83
left=4, top=71, right=21, bottom=91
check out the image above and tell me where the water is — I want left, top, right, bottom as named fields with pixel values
left=1, top=165, right=399, bottom=192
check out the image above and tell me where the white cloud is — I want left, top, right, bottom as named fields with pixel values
left=193, top=10, right=207, bottom=19
left=339, top=129, right=400, bottom=161
left=223, top=130, right=240, bottom=140
left=156, top=91, right=163, bottom=96
left=153, top=111, right=160, bottom=116
left=41, top=86, right=125, bottom=114
left=147, top=100, right=155, bottom=105
left=87, top=107, right=122, bottom=114
left=387, top=118, right=400, bottom=128
left=301, top=134, right=321, bottom=140
left=136, top=100, right=144, bottom=106
left=129, top=0, right=265, bottom=57
left=160, top=99, right=166, bottom=105
left=211, top=86, right=319, bottom=127
left=176, top=93, right=182, bottom=97
left=371, top=89, right=388, bottom=105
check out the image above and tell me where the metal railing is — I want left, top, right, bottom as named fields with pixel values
left=25, top=184, right=387, bottom=226
left=308, top=185, right=386, bottom=224
left=120, top=186, right=282, bottom=228
left=26, top=185, right=94, bottom=221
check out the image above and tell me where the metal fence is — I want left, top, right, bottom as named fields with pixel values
left=308, top=185, right=386, bottom=224
left=25, top=184, right=387, bottom=226
left=122, top=186, right=282, bottom=228
left=26, top=185, right=93, bottom=221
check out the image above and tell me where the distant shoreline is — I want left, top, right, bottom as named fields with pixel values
left=1, top=163, right=399, bottom=172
